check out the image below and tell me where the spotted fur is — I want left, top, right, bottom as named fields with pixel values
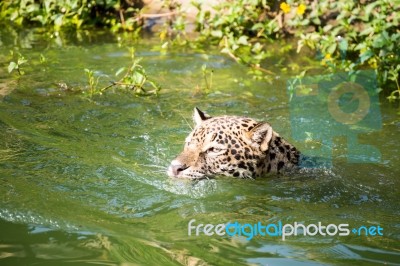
left=167, top=108, right=300, bottom=179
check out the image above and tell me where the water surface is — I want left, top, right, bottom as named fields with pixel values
left=0, top=30, right=399, bottom=265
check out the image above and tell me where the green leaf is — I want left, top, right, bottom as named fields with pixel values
left=10, top=11, right=19, bottom=21
left=39, top=54, right=46, bottom=63
left=365, top=2, right=379, bottom=17
left=387, top=94, right=397, bottom=102
left=17, top=57, right=27, bottom=65
left=132, top=72, right=145, bottom=85
left=327, top=43, right=337, bottom=54
left=312, top=17, right=321, bottom=25
left=26, top=3, right=39, bottom=13
left=338, top=39, right=348, bottom=53
left=220, top=47, right=230, bottom=54
left=251, top=42, right=262, bottom=53
left=251, top=23, right=264, bottom=31
left=8, top=62, right=17, bottom=73
left=147, top=80, right=161, bottom=91
left=360, top=27, right=374, bottom=36
left=237, top=36, right=248, bottom=45
left=53, top=14, right=64, bottom=27
left=354, top=42, right=366, bottom=51
left=115, top=67, right=126, bottom=76
left=372, top=35, right=386, bottom=48
left=211, top=30, right=223, bottom=38
left=359, top=50, right=374, bottom=63
left=161, top=42, right=168, bottom=49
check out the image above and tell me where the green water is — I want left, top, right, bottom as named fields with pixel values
left=0, top=30, right=399, bottom=265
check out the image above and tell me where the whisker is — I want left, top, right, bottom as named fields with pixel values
left=136, top=164, right=167, bottom=169
left=152, top=170, right=168, bottom=174
left=180, top=114, right=193, bottom=130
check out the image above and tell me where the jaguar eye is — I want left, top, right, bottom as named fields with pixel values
left=207, top=147, right=222, bottom=153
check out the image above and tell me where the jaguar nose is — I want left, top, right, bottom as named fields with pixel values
left=167, top=160, right=189, bottom=177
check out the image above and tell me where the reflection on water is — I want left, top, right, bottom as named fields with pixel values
left=0, top=30, right=399, bottom=265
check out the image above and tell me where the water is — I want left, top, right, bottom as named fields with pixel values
left=0, top=29, right=399, bottom=265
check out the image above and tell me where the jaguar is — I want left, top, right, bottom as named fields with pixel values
left=167, top=108, right=301, bottom=179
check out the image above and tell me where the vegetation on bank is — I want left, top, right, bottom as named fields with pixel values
left=1, top=0, right=399, bottom=100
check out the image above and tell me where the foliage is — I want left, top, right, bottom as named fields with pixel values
left=193, top=0, right=273, bottom=73
left=386, top=65, right=400, bottom=102
left=8, top=51, right=28, bottom=75
left=0, top=0, right=142, bottom=32
left=201, top=64, right=214, bottom=93
left=192, top=0, right=400, bottom=99
left=293, top=0, right=400, bottom=100
left=158, top=0, right=188, bottom=47
left=84, top=48, right=160, bottom=97
left=110, top=48, right=161, bottom=96
left=84, top=68, right=99, bottom=97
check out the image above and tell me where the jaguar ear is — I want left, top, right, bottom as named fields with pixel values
left=247, top=122, right=273, bottom=152
left=193, top=107, right=211, bottom=126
